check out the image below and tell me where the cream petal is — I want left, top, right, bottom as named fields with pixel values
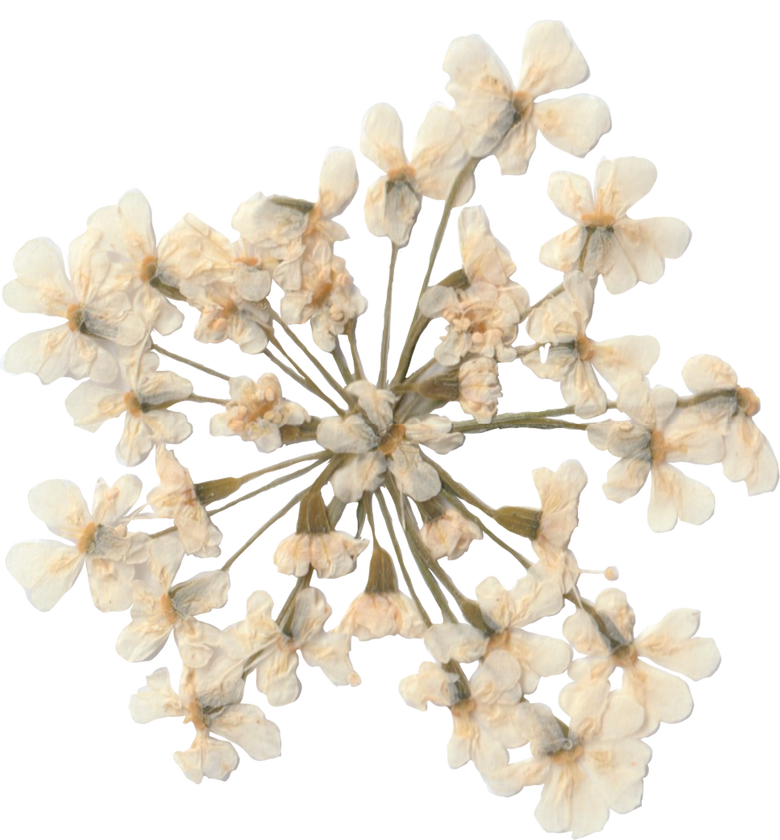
left=85, top=552, right=134, bottom=612
left=65, top=381, right=125, bottom=431
left=648, top=463, right=715, bottom=532
left=622, top=660, right=693, bottom=735
left=170, top=570, right=230, bottom=616
left=173, top=732, right=239, bottom=783
left=318, top=147, right=359, bottom=219
left=128, top=667, right=183, bottom=723
left=443, top=34, right=515, bottom=157
left=493, top=119, right=538, bottom=176
left=518, top=20, right=590, bottom=98
left=388, top=445, right=441, bottom=502
left=681, top=354, right=738, bottom=393
left=256, top=644, right=302, bottom=706
left=594, top=157, right=657, bottom=219
left=602, top=456, right=651, bottom=503
left=6, top=237, right=73, bottom=316
left=28, top=479, right=91, bottom=541
left=317, top=414, right=376, bottom=454
left=590, top=335, right=661, bottom=394
left=301, top=631, right=361, bottom=687
left=425, top=623, right=489, bottom=664
left=116, top=410, right=192, bottom=467
left=534, top=95, right=611, bottom=158
left=116, top=612, right=173, bottom=662
left=330, top=452, right=386, bottom=503
left=538, top=225, right=588, bottom=273
left=6, top=540, right=84, bottom=611
left=398, top=661, right=459, bottom=710
left=92, top=474, right=143, bottom=524
left=547, top=171, right=595, bottom=223
left=411, top=105, right=473, bottom=203
left=210, top=704, right=281, bottom=761
left=360, top=102, right=407, bottom=173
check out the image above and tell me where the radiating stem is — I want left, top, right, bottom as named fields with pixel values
left=346, top=319, right=365, bottom=381
left=377, top=243, right=399, bottom=389
left=331, top=341, right=354, bottom=384
left=221, top=487, right=308, bottom=571
left=266, top=338, right=344, bottom=415
left=235, top=451, right=329, bottom=487
left=453, top=414, right=590, bottom=434
left=392, top=156, right=480, bottom=385
left=425, top=456, right=496, bottom=516
left=187, top=394, right=228, bottom=406
left=150, top=342, right=232, bottom=382
left=375, top=489, right=431, bottom=627
left=263, top=345, right=344, bottom=414
left=271, top=312, right=351, bottom=402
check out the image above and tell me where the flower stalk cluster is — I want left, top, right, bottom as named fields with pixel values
left=2, top=19, right=776, bottom=838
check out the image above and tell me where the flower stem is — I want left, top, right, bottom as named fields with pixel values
left=392, top=156, right=480, bottom=385
left=375, top=488, right=431, bottom=627
left=346, top=318, right=366, bottom=381
left=452, top=413, right=590, bottom=434
left=221, top=487, right=309, bottom=572
left=150, top=342, right=232, bottom=382
left=377, top=243, right=399, bottom=389
left=187, top=394, right=228, bottom=406
left=331, top=341, right=354, bottom=384
left=265, top=340, right=344, bottom=415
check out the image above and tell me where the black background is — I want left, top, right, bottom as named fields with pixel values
left=0, top=0, right=756, bottom=836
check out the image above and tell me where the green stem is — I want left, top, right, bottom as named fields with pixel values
left=375, top=489, right=431, bottom=627
left=377, top=243, right=399, bottom=389
left=221, top=488, right=308, bottom=572
left=392, top=156, right=480, bottom=385
left=150, top=343, right=232, bottom=382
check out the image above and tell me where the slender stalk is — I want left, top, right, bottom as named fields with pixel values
left=210, top=458, right=328, bottom=516
left=346, top=319, right=366, bottom=381
left=377, top=243, right=399, bottom=388
left=392, top=156, right=480, bottom=385
left=271, top=312, right=351, bottom=402
left=262, top=345, right=344, bottom=414
left=234, top=451, right=329, bottom=487
left=187, top=393, right=228, bottom=406
left=331, top=341, right=354, bottom=384
left=453, top=415, right=590, bottom=434
left=391, top=314, right=430, bottom=387
left=425, top=456, right=496, bottom=516
left=221, top=488, right=308, bottom=572
left=385, top=476, right=458, bottom=624
left=151, top=342, right=232, bottom=382
left=266, top=338, right=344, bottom=415
left=375, top=489, right=431, bottom=626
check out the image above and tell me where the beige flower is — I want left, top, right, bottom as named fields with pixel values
left=458, top=356, right=502, bottom=423
left=540, top=157, right=692, bottom=293
left=418, top=499, right=483, bottom=560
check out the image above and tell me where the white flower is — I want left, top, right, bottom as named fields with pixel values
left=423, top=573, right=570, bottom=696
left=274, top=531, right=370, bottom=579
left=523, top=271, right=660, bottom=418
left=87, top=189, right=184, bottom=335
left=210, top=373, right=309, bottom=452
left=249, top=587, right=360, bottom=706
left=3, top=234, right=146, bottom=384
left=418, top=500, right=483, bottom=560
left=399, top=651, right=532, bottom=776
left=681, top=354, right=778, bottom=495
left=338, top=591, right=426, bottom=641
left=278, top=252, right=367, bottom=352
left=458, top=356, right=502, bottom=423
left=587, top=381, right=725, bottom=531
left=443, top=23, right=610, bottom=174
left=361, top=103, right=474, bottom=246
left=488, top=697, right=651, bottom=838
left=458, top=206, right=518, bottom=288
left=530, top=460, right=588, bottom=592
left=146, top=446, right=223, bottom=557
left=116, top=535, right=229, bottom=665
left=6, top=475, right=148, bottom=611
left=318, top=408, right=464, bottom=503
left=420, top=281, right=526, bottom=366
left=562, top=588, right=721, bottom=737
left=65, top=350, right=193, bottom=466
left=232, top=147, right=359, bottom=292
left=129, top=666, right=280, bottom=783
left=540, top=157, right=692, bottom=293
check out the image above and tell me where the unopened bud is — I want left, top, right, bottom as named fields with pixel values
left=604, top=566, right=619, bottom=581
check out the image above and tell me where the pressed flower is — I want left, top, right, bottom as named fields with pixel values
left=522, top=271, right=660, bottom=417
left=210, top=373, right=309, bottom=452
left=6, top=475, right=149, bottom=611
left=681, top=354, right=778, bottom=495
left=418, top=497, right=483, bottom=560
left=540, top=157, right=692, bottom=293
left=588, top=381, right=725, bottom=531
left=458, top=356, right=502, bottom=423
left=487, top=697, right=651, bottom=837
left=87, top=189, right=184, bottom=335
left=443, top=22, right=610, bottom=174
left=562, top=587, right=721, bottom=737
left=361, top=103, right=474, bottom=246
left=65, top=350, right=193, bottom=466
left=3, top=234, right=146, bottom=384
left=129, top=665, right=280, bottom=783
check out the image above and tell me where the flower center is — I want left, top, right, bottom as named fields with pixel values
left=77, top=521, right=98, bottom=554
left=650, top=429, right=668, bottom=464
left=577, top=335, right=595, bottom=361
left=123, top=391, right=144, bottom=417
left=140, top=256, right=158, bottom=283
left=66, top=303, right=85, bottom=333
left=378, top=423, right=406, bottom=456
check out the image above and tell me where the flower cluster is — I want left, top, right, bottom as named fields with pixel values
left=3, top=19, right=775, bottom=838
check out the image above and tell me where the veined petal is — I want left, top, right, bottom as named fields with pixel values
left=360, top=103, right=407, bottom=173
left=518, top=20, right=590, bottom=98
left=318, top=147, right=359, bottom=219
left=648, top=463, right=715, bottom=532
left=173, top=732, right=239, bottom=783
left=534, top=95, right=611, bottom=158
left=6, top=540, right=85, bottom=611
left=594, top=157, right=657, bottom=219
